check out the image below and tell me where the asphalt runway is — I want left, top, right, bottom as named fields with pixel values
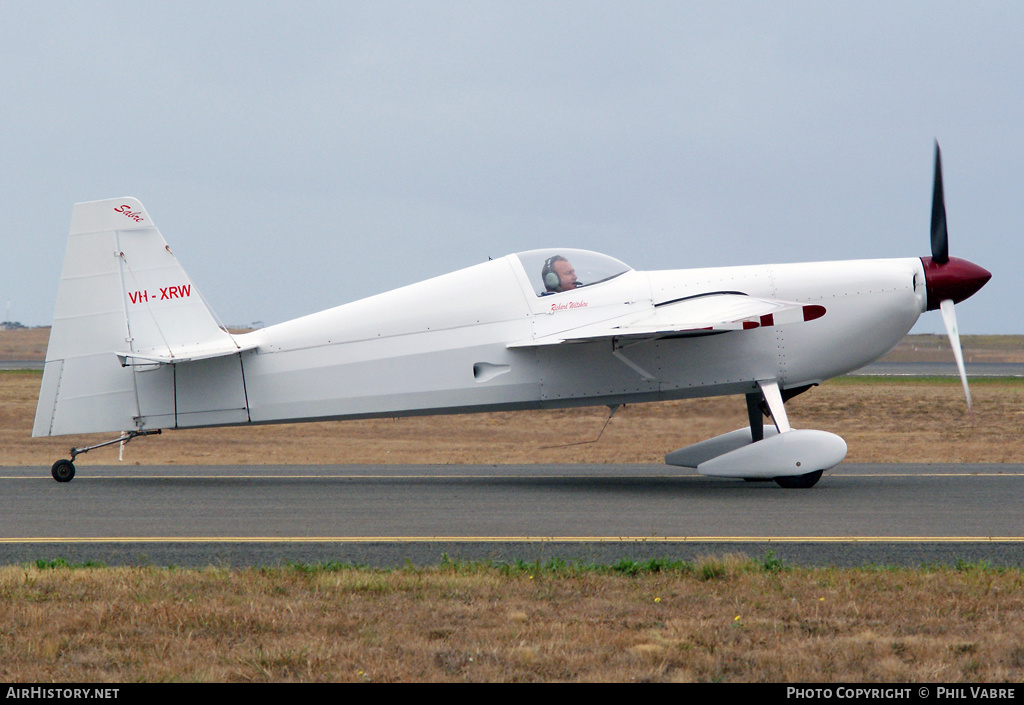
left=2, top=463, right=1023, bottom=568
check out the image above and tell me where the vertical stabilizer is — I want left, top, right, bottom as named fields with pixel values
left=33, top=198, right=243, bottom=437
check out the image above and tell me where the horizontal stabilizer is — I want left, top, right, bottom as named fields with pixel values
left=117, top=339, right=258, bottom=366
left=510, top=292, right=825, bottom=347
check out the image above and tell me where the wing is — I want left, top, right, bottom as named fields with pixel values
left=509, top=292, right=825, bottom=348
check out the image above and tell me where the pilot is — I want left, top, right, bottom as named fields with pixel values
left=541, top=255, right=579, bottom=293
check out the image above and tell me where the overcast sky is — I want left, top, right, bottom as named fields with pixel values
left=2, top=1, right=1020, bottom=335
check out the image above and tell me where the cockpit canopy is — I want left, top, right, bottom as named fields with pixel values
left=515, top=249, right=632, bottom=297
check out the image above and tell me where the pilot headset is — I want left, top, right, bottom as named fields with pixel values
left=542, top=256, right=566, bottom=291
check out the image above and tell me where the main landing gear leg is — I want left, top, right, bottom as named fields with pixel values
left=757, top=379, right=792, bottom=433
left=740, top=390, right=772, bottom=482
left=50, top=429, right=162, bottom=483
left=746, top=391, right=766, bottom=442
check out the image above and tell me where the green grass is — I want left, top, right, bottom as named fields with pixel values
left=32, top=557, right=108, bottom=570
left=26, top=552, right=1017, bottom=578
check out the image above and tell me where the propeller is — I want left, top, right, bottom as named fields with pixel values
left=930, top=143, right=949, bottom=264
left=939, top=298, right=970, bottom=411
left=920, top=142, right=991, bottom=413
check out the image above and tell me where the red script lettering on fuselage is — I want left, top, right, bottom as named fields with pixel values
left=550, top=300, right=588, bottom=312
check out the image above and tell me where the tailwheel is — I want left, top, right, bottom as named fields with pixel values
left=51, top=459, right=76, bottom=483
left=50, top=429, right=162, bottom=482
left=774, top=470, right=823, bottom=489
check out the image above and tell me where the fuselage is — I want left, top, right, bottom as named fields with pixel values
left=34, top=237, right=929, bottom=435
left=194, top=252, right=928, bottom=428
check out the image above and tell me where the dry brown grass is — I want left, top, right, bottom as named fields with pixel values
left=2, top=559, right=1022, bottom=682
left=883, top=334, right=1024, bottom=363
left=0, top=326, right=49, bottom=360
left=3, top=371, right=1022, bottom=466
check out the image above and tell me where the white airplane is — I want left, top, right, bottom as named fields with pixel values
left=35, top=145, right=990, bottom=485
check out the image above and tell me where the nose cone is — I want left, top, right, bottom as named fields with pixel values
left=921, top=256, right=992, bottom=311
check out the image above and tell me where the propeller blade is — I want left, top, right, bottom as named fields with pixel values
left=931, top=142, right=949, bottom=264
left=939, top=298, right=972, bottom=413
